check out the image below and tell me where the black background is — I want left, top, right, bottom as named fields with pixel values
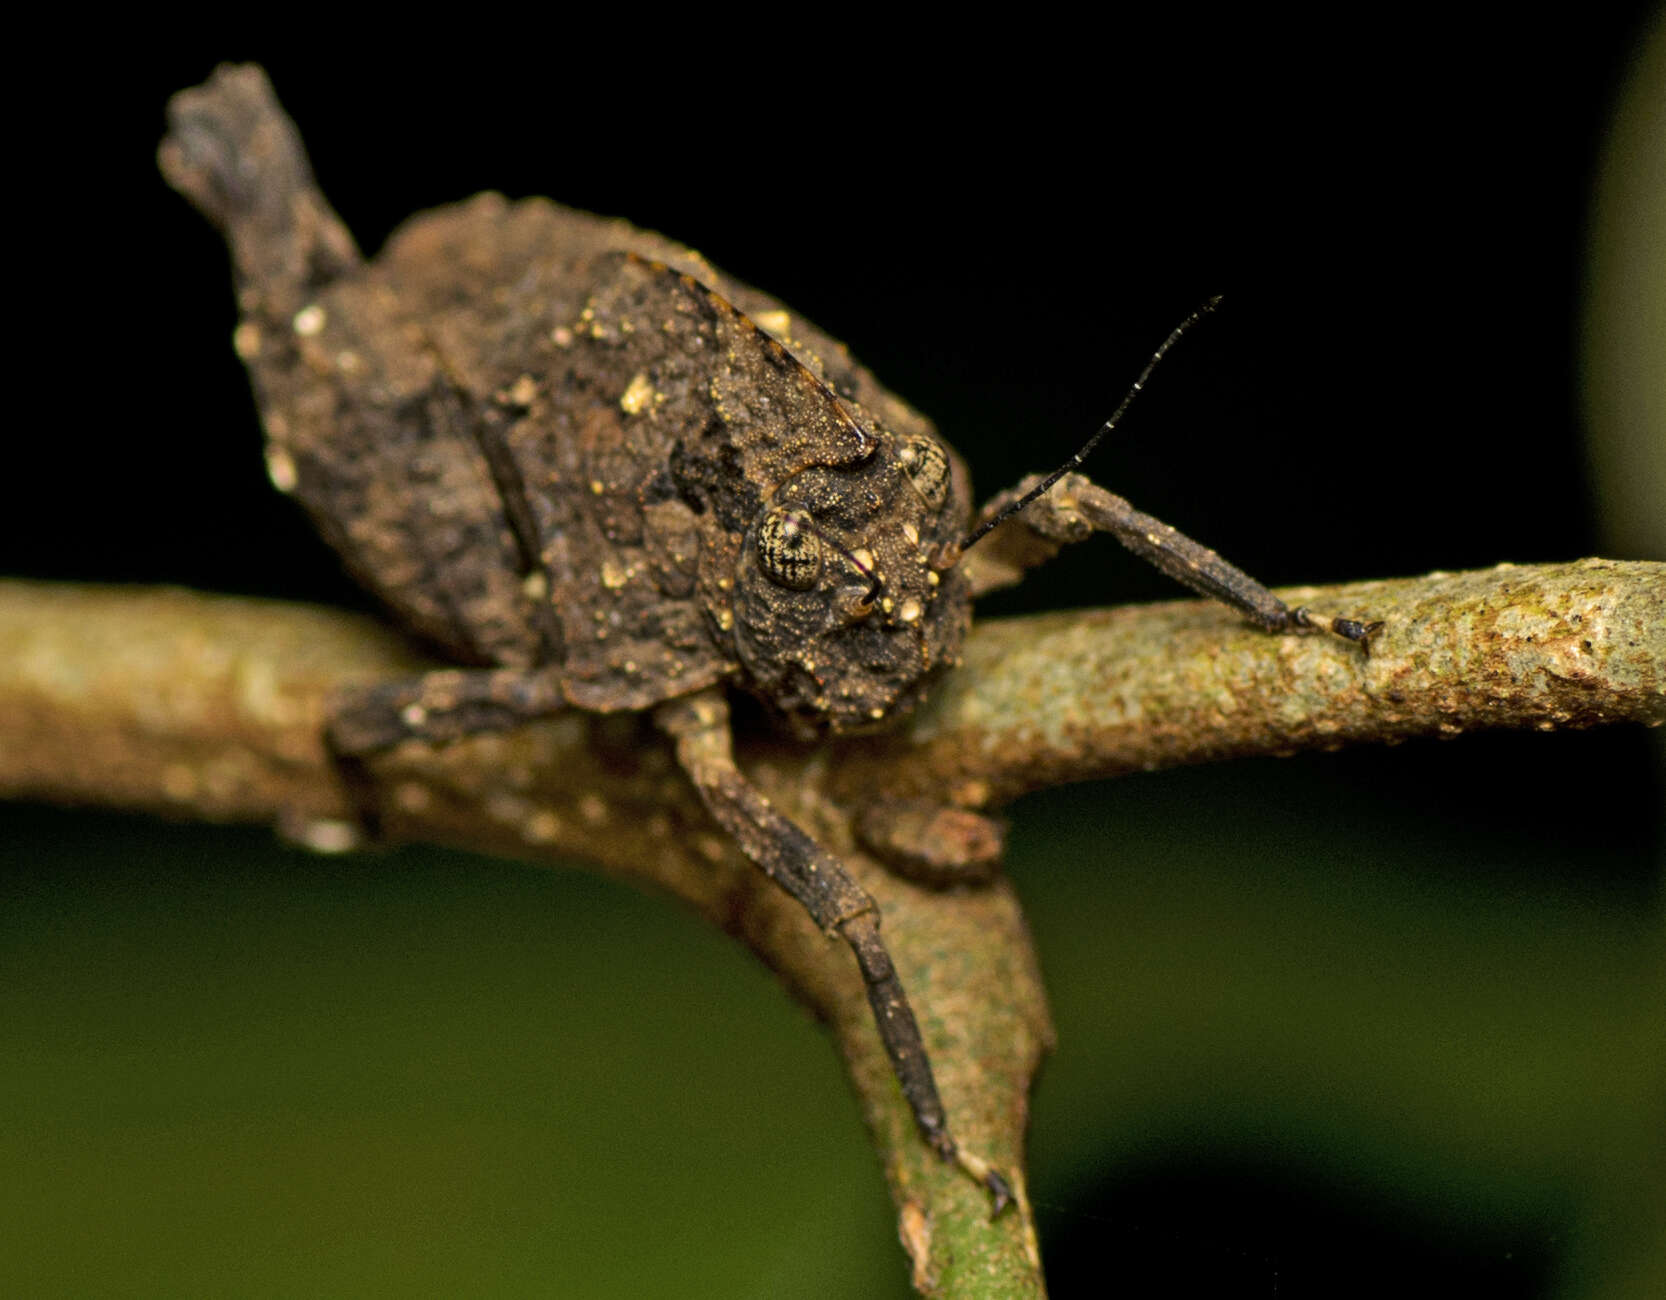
left=7, top=16, right=1663, bottom=1297
left=17, top=24, right=1661, bottom=600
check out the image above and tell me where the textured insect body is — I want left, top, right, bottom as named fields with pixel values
left=161, top=65, right=1371, bottom=1211
left=167, top=79, right=974, bottom=738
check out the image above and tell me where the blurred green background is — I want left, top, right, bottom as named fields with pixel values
left=4, top=745, right=1662, bottom=1296
left=8, top=12, right=1665, bottom=1297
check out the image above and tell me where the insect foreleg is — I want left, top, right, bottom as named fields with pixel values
left=963, top=472, right=1381, bottom=644
left=656, top=690, right=1013, bottom=1213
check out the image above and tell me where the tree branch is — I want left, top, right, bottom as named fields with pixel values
left=841, top=558, right=1665, bottom=806
left=2, top=558, right=1660, bottom=1296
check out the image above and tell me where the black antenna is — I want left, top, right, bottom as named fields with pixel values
left=958, top=295, right=1224, bottom=553
left=839, top=538, right=883, bottom=607
left=809, top=519, right=883, bottom=609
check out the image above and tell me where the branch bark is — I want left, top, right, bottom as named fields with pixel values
left=844, top=557, right=1666, bottom=805
left=2, top=558, right=1661, bottom=1296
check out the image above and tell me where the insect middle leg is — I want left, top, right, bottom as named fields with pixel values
left=656, top=689, right=1012, bottom=1213
left=327, top=666, right=568, bottom=755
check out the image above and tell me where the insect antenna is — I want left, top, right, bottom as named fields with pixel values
left=828, top=531, right=884, bottom=612
left=957, top=295, right=1223, bottom=553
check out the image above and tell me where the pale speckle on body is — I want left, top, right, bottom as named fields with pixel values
left=264, top=446, right=298, bottom=493
left=619, top=371, right=655, bottom=415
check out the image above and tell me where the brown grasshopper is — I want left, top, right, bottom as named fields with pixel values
left=159, top=63, right=1373, bottom=1211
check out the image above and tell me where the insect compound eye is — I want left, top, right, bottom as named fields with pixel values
left=898, top=437, right=950, bottom=510
left=756, top=507, right=824, bottom=591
